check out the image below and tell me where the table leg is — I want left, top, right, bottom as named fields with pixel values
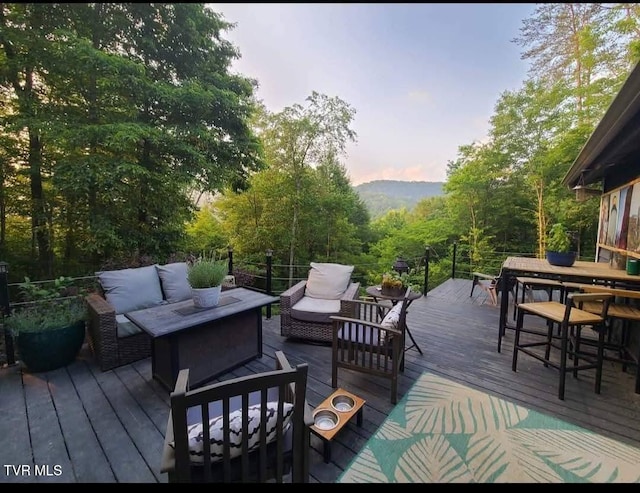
left=405, top=326, right=423, bottom=354
left=498, top=272, right=510, bottom=353
left=323, top=440, right=331, bottom=463
left=356, top=408, right=363, bottom=427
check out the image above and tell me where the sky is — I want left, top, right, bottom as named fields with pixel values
left=210, top=3, right=537, bottom=186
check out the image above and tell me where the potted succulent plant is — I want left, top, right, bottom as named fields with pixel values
left=380, top=272, right=407, bottom=297
left=187, top=253, right=228, bottom=308
left=545, top=223, right=576, bottom=267
left=6, top=277, right=88, bottom=372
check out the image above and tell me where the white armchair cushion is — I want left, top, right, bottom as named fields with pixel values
left=305, top=262, right=354, bottom=300
left=291, top=296, right=341, bottom=323
left=97, top=265, right=164, bottom=315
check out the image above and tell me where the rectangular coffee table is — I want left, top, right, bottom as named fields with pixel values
left=125, top=287, right=278, bottom=391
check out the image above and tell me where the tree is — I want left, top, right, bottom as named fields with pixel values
left=0, top=3, right=263, bottom=278
left=258, top=92, right=357, bottom=284
left=514, top=3, right=630, bottom=125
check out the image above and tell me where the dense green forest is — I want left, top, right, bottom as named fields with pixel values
left=354, top=181, right=444, bottom=218
left=1, top=3, right=640, bottom=289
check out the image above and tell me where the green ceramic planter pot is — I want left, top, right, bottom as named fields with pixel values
left=15, top=320, right=86, bottom=372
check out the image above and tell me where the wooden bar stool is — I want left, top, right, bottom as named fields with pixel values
left=575, top=285, right=640, bottom=393
left=512, top=292, right=613, bottom=400
left=513, top=276, right=564, bottom=320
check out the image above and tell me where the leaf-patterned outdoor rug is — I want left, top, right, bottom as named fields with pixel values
left=338, top=372, right=640, bottom=483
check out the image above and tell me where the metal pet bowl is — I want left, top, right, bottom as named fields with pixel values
left=331, top=393, right=355, bottom=413
left=313, top=408, right=339, bottom=431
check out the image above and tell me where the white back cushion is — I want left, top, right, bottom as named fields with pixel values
left=305, top=262, right=354, bottom=300
left=97, top=265, right=164, bottom=314
left=156, top=262, right=191, bottom=303
left=379, top=302, right=404, bottom=344
left=380, top=302, right=403, bottom=330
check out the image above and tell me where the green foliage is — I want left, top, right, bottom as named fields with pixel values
left=218, top=93, right=365, bottom=268
left=184, top=203, right=228, bottom=254
left=17, top=276, right=79, bottom=301
left=187, top=254, right=228, bottom=288
left=0, top=3, right=262, bottom=280
left=546, top=223, right=572, bottom=253
left=7, top=277, right=87, bottom=335
left=1, top=3, right=640, bottom=290
left=7, top=298, right=87, bottom=335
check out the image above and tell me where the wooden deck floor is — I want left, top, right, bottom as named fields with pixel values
left=2, top=278, right=640, bottom=483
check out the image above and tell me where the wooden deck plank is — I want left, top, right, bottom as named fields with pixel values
left=45, top=365, right=115, bottom=482
left=2, top=277, right=640, bottom=483
left=22, top=370, right=75, bottom=483
left=66, top=359, right=157, bottom=483
left=0, top=364, right=33, bottom=483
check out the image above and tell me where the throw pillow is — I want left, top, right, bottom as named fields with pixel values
left=156, top=262, right=192, bottom=303
left=97, top=265, right=164, bottom=314
left=380, top=302, right=403, bottom=343
left=171, top=401, right=294, bottom=464
left=305, top=262, right=354, bottom=300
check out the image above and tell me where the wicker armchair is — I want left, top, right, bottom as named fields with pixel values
left=86, top=293, right=152, bottom=371
left=280, top=281, right=360, bottom=343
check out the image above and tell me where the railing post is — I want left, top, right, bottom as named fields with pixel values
left=0, top=261, right=15, bottom=365
left=451, top=241, right=457, bottom=279
left=227, top=246, right=233, bottom=276
left=423, top=246, right=430, bottom=297
left=266, top=249, right=273, bottom=319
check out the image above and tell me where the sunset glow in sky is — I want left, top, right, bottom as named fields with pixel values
left=211, top=3, right=537, bottom=185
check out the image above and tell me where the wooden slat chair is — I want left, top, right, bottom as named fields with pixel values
left=512, top=292, right=613, bottom=400
left=572, top=284, right=640, bottom=394
left=330, top=287, right=412, bottom=404
left=161, top=351, right=312, bottom=483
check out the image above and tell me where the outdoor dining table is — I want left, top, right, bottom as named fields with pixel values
left=498, top=256, right=640, bottom=352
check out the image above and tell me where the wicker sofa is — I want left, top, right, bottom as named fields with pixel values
left=280, top=263, right=360, bottom=343
left=86, top=262, right=236, bottom=371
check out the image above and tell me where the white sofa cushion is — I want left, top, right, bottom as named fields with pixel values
left=305, top=262, right=354, bottom=300
left=291, top=296, right=341, bottom=323
left=97, top=265, right=164, bottom=314
left=156, top=262, right=191, bottom=303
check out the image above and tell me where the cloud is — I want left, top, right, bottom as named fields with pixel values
left=407, top=90, right=431, bottom=104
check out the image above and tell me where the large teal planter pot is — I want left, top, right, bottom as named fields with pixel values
left=546, top=251, right=576, bottom=267
left=15, top=320, right=86, bottom=372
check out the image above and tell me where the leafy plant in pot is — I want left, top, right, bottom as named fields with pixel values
left=6, top=277, right=88, bottom=372
left=545, top=223, right=576, bottom=267
left=187, top=254, right=228, bottom=308
left=380, top=272, right=408, bottom=297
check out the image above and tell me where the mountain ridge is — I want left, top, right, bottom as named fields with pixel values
left=353, top=179, right=445, bottom=218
